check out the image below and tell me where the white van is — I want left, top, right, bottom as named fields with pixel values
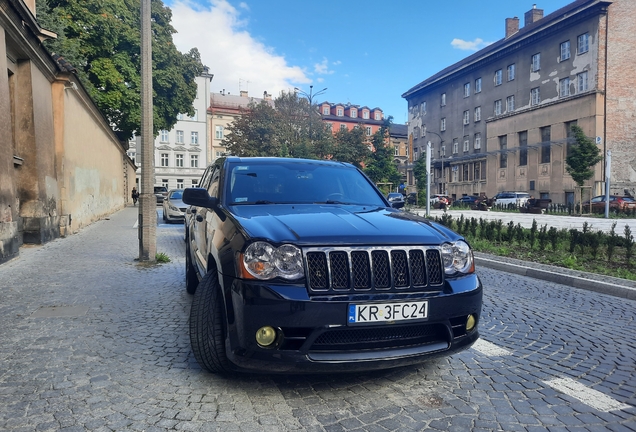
left=493, top=191, right=530, bottom=207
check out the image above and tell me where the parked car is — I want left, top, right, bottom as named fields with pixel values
left=386, top=192, right=405, bottom=209
left=154, top=186, right=168, bottom=204
left=453, top=195, right=481, bottom=207
left=162, top=189, right=186, bottom=223
left=406, top=192, right=418, bottom=205
left=183, top=157, right=482, bottom=374
left=430, top=195, right=450, bottom=209
left=493, top=192, right=530, bottom=207
left=582, top=195, right=636, bottom=213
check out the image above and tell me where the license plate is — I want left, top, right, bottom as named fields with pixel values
left=348, top=301, right=428, bottom=324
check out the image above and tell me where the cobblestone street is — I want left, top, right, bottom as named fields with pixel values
left=0, top=206, right=634, bottom=431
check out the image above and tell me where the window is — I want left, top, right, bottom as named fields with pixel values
left=190, top=110, right=198, bottom=121
left=463, top=136, right=470, bottom=152
left=323, top=107, right=330, bottom=115
left=440, top=144, right=446, bottom=157
left=420, top=102, right=426, bottom=115
left=365, top=126, right=372, bottom=136
left=475, top=78, right=482, bottom=93
left=507, top=64, right=515, bottom=81
left=176, top=130, right=184, bottom=144
left=161, top=153, right=169, bottom=167
left=441, top=93, right=446, bottom=106
left=531, top=87, right=540, bottom=106
left=191, top=179, right=198, bottom=187
left=540, top=126, right=551, bottom=163
left=452, top=139, right=459, bottom=155
left=340, top=124, right=347, bottom=131
left=374, top=112, right=381, bottom=120
left=463, top=110, right=470, bottom=125
left=440, top=118, right=446, bottom=131
left=326, top=122, right=333, bottom=131
left=175, top=154, right=184, bottom=167
left=215, top=125, right=224, bottom=140
left=499, top=135, right=507, bottom=168
left=337, top=108, right=343, bottom=116
left=474, top=106, right=481, bottom=122
left=532, top=53, right=541, bottom=72
left=577, top=71, right=588, bottom=93
left=362, top=111, right=369, bottom=119
left=350, top=109, right=357, bottom=118
left=577, top=33, right=589, bottom=54
left=394, top=147, right=399, bottom=156
left=560, top=40, right=570, bottom=61
left=190, top=154, right=199, bottom=168
left=559, top=77, right=570, bottom=97
left=464, top=82, right=470, bottom=97
left=474, top=133, right=481, bottom=150
left=160, top=130, right=169, bottom=142
left=191, top=131, right=199, bottom=145
left=494, top=99, right=502, bottom=115
left=162, top=179, right=168, bottom=188
left=519, top=131, right=528, bottom=166
left=177, top=113, right=184, bottom=120
left=177, top=179, right=184, bottom=189
left=506, top=95, right=515, bottom=112
left=474, top=161, right=481, bottom=180
left=495, top=69, right=502, bottom=86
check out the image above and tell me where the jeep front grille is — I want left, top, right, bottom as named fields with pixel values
left=305, top=246, right=443, bottom=293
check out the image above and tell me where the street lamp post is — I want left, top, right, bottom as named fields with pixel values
left=424, top=131, right=443, bottom=210
left=294, top=85, right=328, bottom=147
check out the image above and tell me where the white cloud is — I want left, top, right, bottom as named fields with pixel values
left=168, top=0, right=310, bottom=97
left=450, top=38, right=492, bottom=51
left=314, top=58, right=334, bottom=75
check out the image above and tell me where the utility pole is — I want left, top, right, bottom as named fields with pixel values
left=139, top=0, right=156, bottom=261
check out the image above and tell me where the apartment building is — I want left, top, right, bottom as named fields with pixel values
left=319, top=102, right=384, bottom=140
left=402, top=0, right=636, bottom=204
left=208, top=90, right=273, bottom=163
left=129, top=68, right=214, bottom=190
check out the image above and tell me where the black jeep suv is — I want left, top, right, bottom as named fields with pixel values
left=183, top=157, right=482, bottom=374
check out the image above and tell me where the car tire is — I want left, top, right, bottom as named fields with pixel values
left=189, top=270, right=233, bottom=374
left=162, top=209, right=167, bottom=221
left=185, top=240, right=199, bottom=295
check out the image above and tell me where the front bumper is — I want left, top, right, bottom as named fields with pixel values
left=223, top=273, right=482, bottom=373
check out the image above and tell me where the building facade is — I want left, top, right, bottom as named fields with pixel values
left=1, top=0, right=136, bottom=264
left=129, top=69, right=214, bottom=190
left=319, top=102, right=384, bottom=141
left=403, top=0, right=635, bottom=204
left=207, top=90, right=273, bottom=164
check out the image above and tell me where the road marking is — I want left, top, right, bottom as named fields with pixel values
left=133, top=218, right=138, bottom=228
left=472, top=339, right=512, bottom=356
left=543, top=377, right=631, bottom=412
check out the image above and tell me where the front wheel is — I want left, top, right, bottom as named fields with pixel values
left=189, top=270, right=233, bottom=373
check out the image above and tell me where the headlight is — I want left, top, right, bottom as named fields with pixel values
left=441, top=240, right=474, bottom=275
left=169, top=204, right=180, bottom=211
left=243, top=241, right=304, bottom=280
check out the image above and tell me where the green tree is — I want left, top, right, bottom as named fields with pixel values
left=223, top=101, right=281, bottom=157
left=565, top=125, right=602, bottom=212
left=36, top=0, right=203, bottom=141
left=331, top=127, right=370, bottom=168
left=412, top=153, right=428, bottom=202
left=363, top=119, right=401, bottom=193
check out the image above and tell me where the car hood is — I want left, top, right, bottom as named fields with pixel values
left=228, top=204, right=456, bottom=245
left=167, top=198, right=185, bottom=208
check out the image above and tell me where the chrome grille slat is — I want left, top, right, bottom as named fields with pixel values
left=305, top=246, right=443, bottom=293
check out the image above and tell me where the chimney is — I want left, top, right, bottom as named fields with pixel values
left=240, top=90, right=248, bottom=98
left=524, top=4, right=544, bottom=27
left=505, top=17, right=520, bottom=38
left=263, top=91, right=272, bottom=101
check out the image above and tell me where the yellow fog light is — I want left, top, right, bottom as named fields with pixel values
left=255, top=326, right=278, bottom=347
left=466, top=314, right=476, bottom=332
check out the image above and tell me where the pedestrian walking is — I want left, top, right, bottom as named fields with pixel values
left=131, top=187, right=139, bottom=206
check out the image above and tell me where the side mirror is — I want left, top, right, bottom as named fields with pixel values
left=183, top=188, right=217, bottom=208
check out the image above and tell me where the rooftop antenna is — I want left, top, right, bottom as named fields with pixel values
left=239, top=78, right=250, bottom=92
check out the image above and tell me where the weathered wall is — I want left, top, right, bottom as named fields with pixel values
left=605, top=0, right=636, bottom=196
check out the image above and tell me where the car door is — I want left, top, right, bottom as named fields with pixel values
left=190, top=164, right=220, bottom=275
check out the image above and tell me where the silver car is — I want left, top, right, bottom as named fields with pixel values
left=162, top=189, right=187, bottom=223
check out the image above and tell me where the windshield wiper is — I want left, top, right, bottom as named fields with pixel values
left=315, top=200, right=352, bottom=205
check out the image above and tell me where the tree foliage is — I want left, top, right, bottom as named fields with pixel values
left=412, top=152, right=428, bottom=200
left=36, top=0, right=203, bottom=141
left=222, top=92, right=335, bottom=159
left=363, top=119, right=402, bottom=192
left=331, top=127, right=371, bottom=168
left=565, top=125, right=602, bottom=187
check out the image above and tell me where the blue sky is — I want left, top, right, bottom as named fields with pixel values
left=165, top=0, right=574, bottom=124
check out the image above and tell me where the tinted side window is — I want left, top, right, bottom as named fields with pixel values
left=208, top=166, right=221, bottom=198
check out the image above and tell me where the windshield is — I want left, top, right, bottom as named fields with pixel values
left=225, top=161, right=386, bottom=206
left=169, top=191, right=183, bottom=199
